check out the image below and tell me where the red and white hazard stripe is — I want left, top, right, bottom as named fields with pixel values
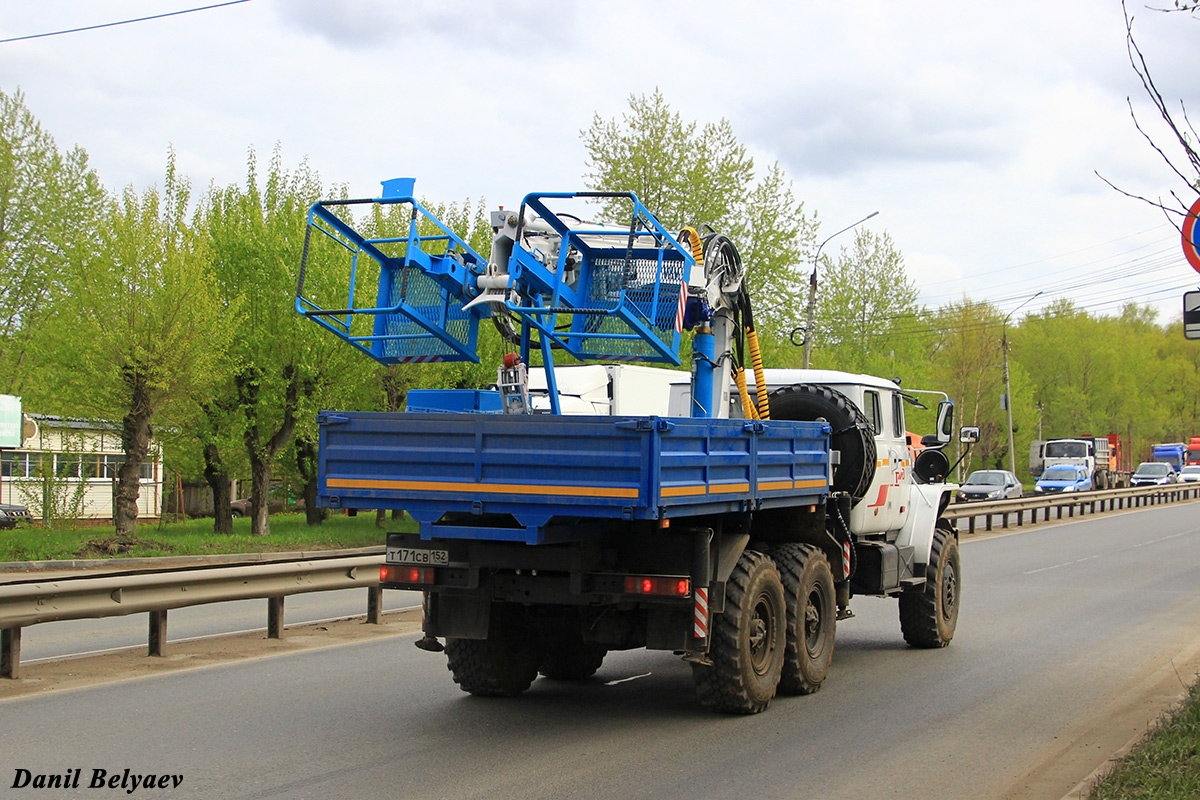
left=693, top=587, right=709, bottom=638
left=674, top=284, right=687, bottom=333
left=842, top=542, right=852, bottom=579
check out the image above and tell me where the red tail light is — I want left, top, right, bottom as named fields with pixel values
left=623, top=576, right=690, bottom=597
left=381, top=565, right=436, bottom=585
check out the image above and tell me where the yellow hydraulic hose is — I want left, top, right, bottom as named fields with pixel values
left=679, top=226, right=704, bottom=265
left=735, top=367, right=759, bottom=420
left=746, top=325, right=770, bottom=420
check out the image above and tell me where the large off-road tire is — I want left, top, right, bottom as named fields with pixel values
left=773, top=543, right=836, bottom=695
left=444, top=607, right=542, bottom=697
left=768, top=384, right=877, bottom=504
left=693, top=550, right=786, bottom=714
left=899, top=523, right=961, bottom=648
left=538, top=637, right=607, bottom=680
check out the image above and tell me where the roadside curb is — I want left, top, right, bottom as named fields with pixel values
left=1059, top=732, right=1143, bottom=800
left=1058, top=637, right=1200, bottom=800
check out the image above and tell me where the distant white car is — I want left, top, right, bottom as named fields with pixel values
left=1178, top=465, right=1200, bottom=483
left=1129, top=462, right=1178, bottom=487
left=957, top=469, right=1023, bottom=501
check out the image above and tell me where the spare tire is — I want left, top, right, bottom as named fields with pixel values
left=768, top=384, right=877, bottom=505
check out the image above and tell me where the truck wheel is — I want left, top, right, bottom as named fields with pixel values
left=773, top=543, right=836, bottom=695
left=899, top=523, right=960, bottom=648
left=444, top=608, right=542, bottom=697
left=693, top=550, right=786, bottom=714
left=539, top=637, right=607, bottom=680
left=768, top=384, right=877, bottom=504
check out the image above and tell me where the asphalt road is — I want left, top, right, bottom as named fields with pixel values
left=2, top=503, right=1198, bottom=800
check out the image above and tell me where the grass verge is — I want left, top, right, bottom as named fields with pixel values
left=1087, top=675, right=1200, bottom=799
left=0, top=512, right=416, bottom=563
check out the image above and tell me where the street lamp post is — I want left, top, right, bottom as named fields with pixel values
left=1002, top=291, right=1043, bottom=475
left=802, top=211, right=879, bottom=369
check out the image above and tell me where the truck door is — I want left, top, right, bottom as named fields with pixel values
left=851, top=389, right=911, bottom=534
left=882, top=390, right=912, bottom=531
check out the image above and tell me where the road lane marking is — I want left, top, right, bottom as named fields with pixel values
left=1023, top=529, right=1196, bottom=575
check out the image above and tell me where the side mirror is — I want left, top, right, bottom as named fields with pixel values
left=959, top=426, right=980, bottom=444
left=935, top=400, right=955, bottom=444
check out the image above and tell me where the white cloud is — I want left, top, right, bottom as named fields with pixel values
left=0, top=0, right=1194, bottom=322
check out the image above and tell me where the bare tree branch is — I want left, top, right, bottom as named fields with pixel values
left=1095, top=169, right=1185, bottom=229
left=1126, top=97, right=1197, bottom=191
left=1106, top=0, right=1200, bottom=216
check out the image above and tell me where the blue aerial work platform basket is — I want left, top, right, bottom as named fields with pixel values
left=295, top=181, right=697, bottom=369
left=500, top=192, right=695, bottom=365
left=295, top=178, right=489, bottom=364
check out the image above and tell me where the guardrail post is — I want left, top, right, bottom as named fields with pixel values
left=268, top=596, right=285, bottom=639
left=367, top=586, right=382, bottom=624
left=149, top=610, right=167, bottom=657
left=2, top=627, right=20, bottom=679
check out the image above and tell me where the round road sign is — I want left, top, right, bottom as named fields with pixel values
left=1184, top=195, right=1200, bottom=274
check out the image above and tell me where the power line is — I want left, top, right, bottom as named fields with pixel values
left=0, top=0, right=257, bottom=44
left=915, top=224, right=1172, bottom=290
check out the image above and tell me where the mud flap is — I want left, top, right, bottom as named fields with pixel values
left=426, top=593, right=491, bottom=640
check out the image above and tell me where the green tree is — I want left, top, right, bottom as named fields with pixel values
left=0, top=88, right=107, bottom=396
left=925, top=299, right=1007, bottom=474
left=199, top=147, right=357, bottom=536
left=582, top=90, right=751, bottom=230
left=812, top=229, right=921, bottom=375
left=36, top=153, right=232, bottom=535
left=582, top=90, right=817, bottom=337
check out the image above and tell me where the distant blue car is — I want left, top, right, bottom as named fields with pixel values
left=1034, top=465, right=1091, bottom=495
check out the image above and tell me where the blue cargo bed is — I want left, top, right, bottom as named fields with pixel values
left=316, top=412, right=830, bottom=544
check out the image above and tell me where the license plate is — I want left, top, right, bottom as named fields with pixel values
left=386, top=547, right=449, bottom=566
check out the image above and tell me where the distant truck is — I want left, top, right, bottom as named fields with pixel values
left=1029, top=436, right=1129, bottom=490
left=1154, top=442, right=1188, bottom=470
left=1186, top=437, right=1200, bottom=467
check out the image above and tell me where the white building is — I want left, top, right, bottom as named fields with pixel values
left=0, top=414, right=164, bottom=522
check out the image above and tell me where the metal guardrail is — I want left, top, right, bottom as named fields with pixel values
left=0, top=552, right=385, bottom=679
left=945, top=483, right=1200, bottom=534
left=4, top=483, right=1197, bottom=681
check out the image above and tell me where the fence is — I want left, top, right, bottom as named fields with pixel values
left=0, top=553, right=385, bottom=679
left=4, top=482, right=1197, bottom=680
left=945, top=483, right=1200, bottom=533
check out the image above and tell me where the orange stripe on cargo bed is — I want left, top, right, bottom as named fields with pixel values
left=707, top=482, right=751, bottom=494
left=327, top=477, right=638, bottom=499
left=661, top=485, right=707, bottom=497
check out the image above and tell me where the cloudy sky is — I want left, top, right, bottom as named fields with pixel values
left=2, top=0, right=1198, bottom=323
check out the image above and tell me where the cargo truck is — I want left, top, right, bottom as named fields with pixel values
left=297, top=181, right=972, bottom=713
left=1186, top=437, right=1200, bottom=467
left=1151, top=442, right=1187, bottom=470
left=1028, top=435, right=1129, bottom=490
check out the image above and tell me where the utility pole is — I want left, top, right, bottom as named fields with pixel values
left=802, top=211, right=879, bottom=368
left=1003, top=291, right=1042, bottom=475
